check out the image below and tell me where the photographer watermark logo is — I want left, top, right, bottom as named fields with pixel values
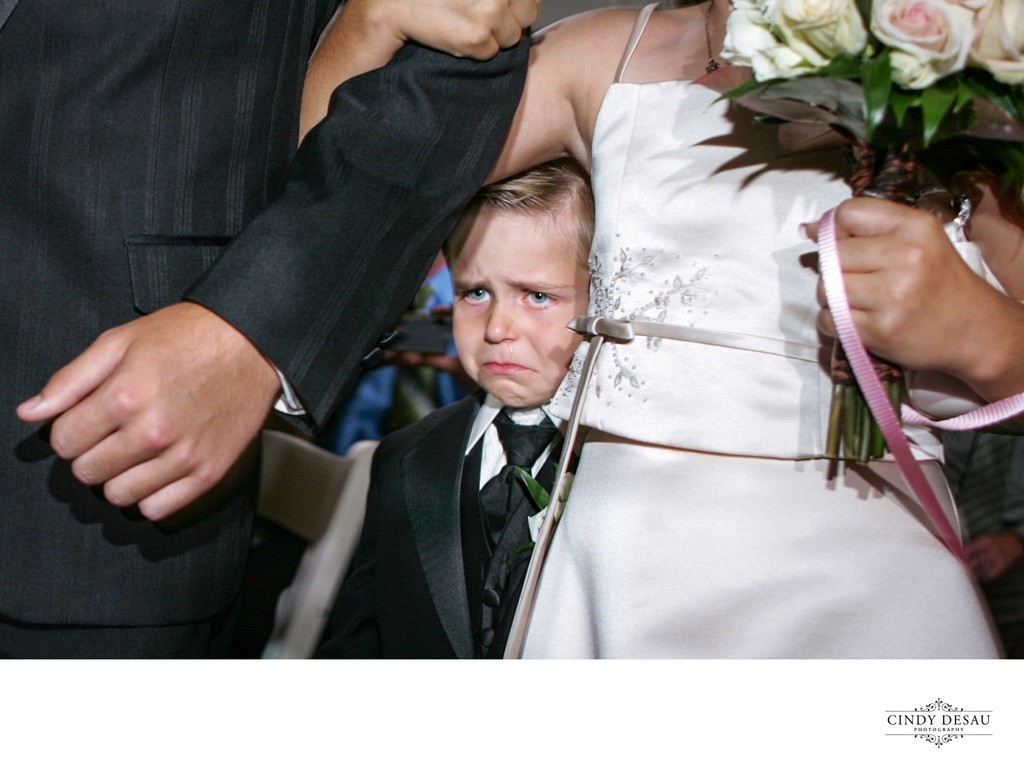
left=885, top=698, right=992, bottom=748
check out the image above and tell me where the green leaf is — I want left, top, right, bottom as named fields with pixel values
left=953, top=78, right=975, bottom=114
left=920, top=79, right=958, bottom=146
left=515, top=466, right=549, bottom=511
left=860, top=52, right=892, bottom=140
left=962, top=69, right=1024, bottom=126
left=994, top=145, right=1024, bottom=196
left=725, top=77, right=867, bottom=138
left=721, top=78, right=779, bottom=102
left=817, top=54, right=862, bottom=81
left=887, top=89, right=917, bottom=128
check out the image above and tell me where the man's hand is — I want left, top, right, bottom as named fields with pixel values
left=966, top=532, right=1024, bottom=582
left=301, top=0, right=540, bottom=140
left=350, top=0, right=539, bottom=59
left=16, top=303, right=282, bottom=521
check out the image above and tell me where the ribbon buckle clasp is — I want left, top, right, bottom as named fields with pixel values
left=568, top=316, right=634, bottom=343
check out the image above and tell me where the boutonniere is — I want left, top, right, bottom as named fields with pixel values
left=516, top=467, right=575, bottom=545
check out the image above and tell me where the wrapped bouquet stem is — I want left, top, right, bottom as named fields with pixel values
left=826, top=139, right=917, bottom=461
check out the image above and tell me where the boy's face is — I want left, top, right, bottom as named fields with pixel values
left=452, top=206, right=589, bottom=409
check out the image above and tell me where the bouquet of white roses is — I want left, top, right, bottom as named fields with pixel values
left=704, top=0, right=1024, bottom=462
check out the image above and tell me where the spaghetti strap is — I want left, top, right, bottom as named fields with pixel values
left=614, top=3, right=659, bottom=84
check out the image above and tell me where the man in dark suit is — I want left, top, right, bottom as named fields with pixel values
left=318, top=160, right=593, bottom=658
left=944, top=431, right=1024, bottom=658
left=2, top=0, right=537, bottom=657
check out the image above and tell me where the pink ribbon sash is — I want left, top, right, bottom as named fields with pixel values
left=818, top=207, right=1024, bottom=565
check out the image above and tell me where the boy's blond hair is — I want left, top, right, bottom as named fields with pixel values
left=444, top=158, right=594, bottom=270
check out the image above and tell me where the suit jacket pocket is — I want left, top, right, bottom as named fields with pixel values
left=126, top=235, right=231, bottom=314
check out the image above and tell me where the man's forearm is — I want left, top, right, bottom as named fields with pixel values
left=187, top=38, right=530, bottom=429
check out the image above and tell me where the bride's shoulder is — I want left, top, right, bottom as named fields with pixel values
left=533, top=7, right=641, bottom=60
left=529, top=9, right=643, bottom=120
left=620, top=6, right=712, bottom=84
left=536, top=5, right=706, bottom=85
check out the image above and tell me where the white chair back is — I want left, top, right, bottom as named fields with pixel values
left=257, top=429, right=377, bottom=658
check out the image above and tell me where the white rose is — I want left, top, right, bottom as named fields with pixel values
left=871, top=0, right=978, bottom=88
left=773, top=0, right=869, bottom=67
left=947, top=0, right=993, bottom=9
left=723, top=1, right=814, bottom=80
left=731, top=0, right=777, bottom=24
left=970, top=0, right=1024, bottom=84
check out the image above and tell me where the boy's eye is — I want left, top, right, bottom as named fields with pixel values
left=463, top=288, right=489, bottom=303
left=527, top=291, right=551, bottom=305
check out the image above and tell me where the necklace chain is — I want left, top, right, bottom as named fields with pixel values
left=704, top=0, right=721, bottom=73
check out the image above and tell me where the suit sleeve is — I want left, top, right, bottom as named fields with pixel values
left=185, top=38, right=530, bottom=430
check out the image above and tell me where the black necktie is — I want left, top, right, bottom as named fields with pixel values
left=478, top=411, right=558, bottom=551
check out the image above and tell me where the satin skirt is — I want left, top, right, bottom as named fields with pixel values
left=521, top=434, right=1000, bottom=658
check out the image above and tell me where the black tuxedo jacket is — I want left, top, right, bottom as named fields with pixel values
left=318, top=394, right=482, bottom=658
left=1, top=0, right=528, bottom=629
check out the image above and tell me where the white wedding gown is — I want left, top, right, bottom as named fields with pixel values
left=521, top=7, right=999, bottom=658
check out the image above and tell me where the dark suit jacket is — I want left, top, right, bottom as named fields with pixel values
left=320, top=393, right=555, bottom=658
left=318, top=394, right=481, bottom=658
left=317, top=397, right=481, bottom=659
left=0, top=0, right=528, bottom=631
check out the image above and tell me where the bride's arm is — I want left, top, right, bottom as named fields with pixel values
left=299, top=0, right=540, bottom=141
left=491, top=3, right=717, bottom=182
left=963, top=173, right=1024, bottom=299
left=487, top=9, right=638, bottom=182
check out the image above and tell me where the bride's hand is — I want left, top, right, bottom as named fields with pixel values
left=807, top=197, right=1024, bottom=403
